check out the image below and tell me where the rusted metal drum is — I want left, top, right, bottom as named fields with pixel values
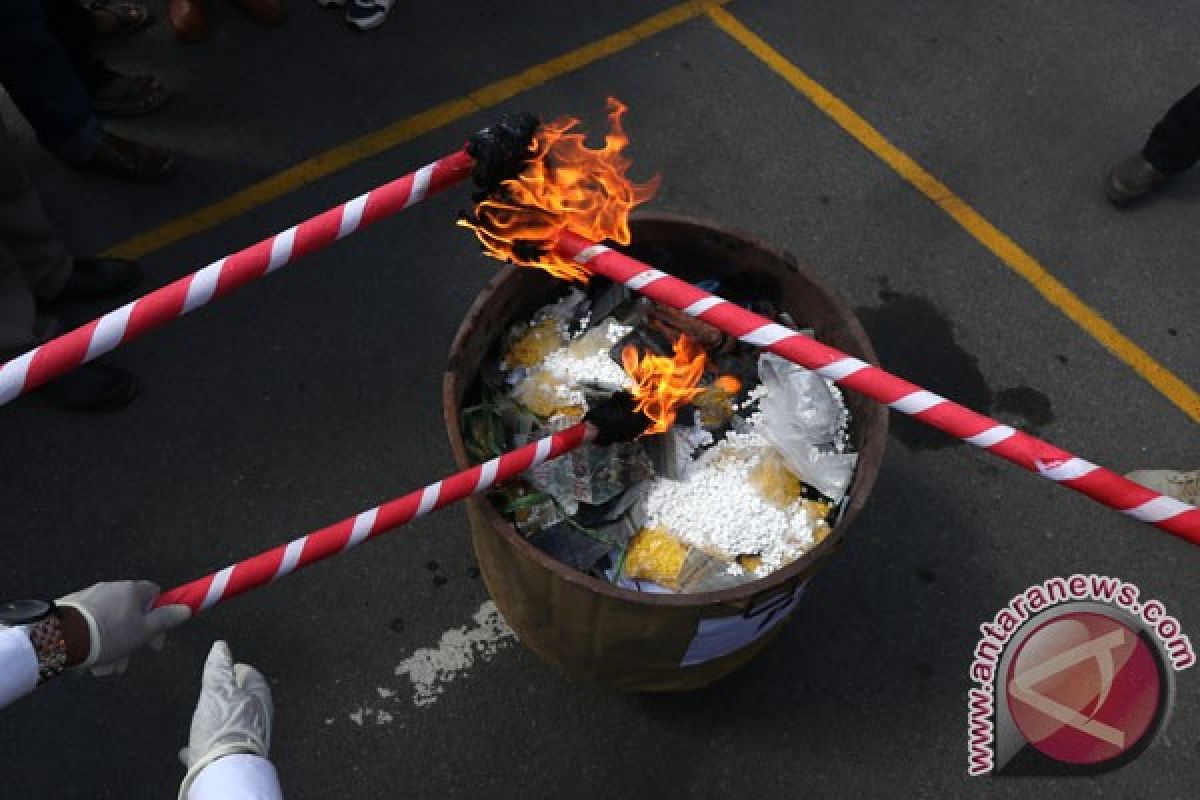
left=443, top=214, right=887, bottom=691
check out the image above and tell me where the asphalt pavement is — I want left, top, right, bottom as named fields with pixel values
left=1, top=1, right=1197, bottom=798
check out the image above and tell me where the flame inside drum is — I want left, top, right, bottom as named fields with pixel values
left=460, top=97, right=661, bottom=282
left=714, top=375, right=743, bottom=395
left=622, top=336, right=707, bottom=436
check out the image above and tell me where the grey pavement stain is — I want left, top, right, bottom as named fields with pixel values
left=993, top=386, right=1055, bottom=429
left=858, top=279, right=1055, bottom=450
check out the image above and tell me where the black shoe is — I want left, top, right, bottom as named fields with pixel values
left=39, top=362, right=138, bottom=412
left=55, top=258, right=143, bottom=301
left=1105, top=154, right=1168, bottom=207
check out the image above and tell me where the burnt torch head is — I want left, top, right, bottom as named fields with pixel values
left=467, top=112, right=541, bottom=200
left=584, top=391, right=651, bottom=446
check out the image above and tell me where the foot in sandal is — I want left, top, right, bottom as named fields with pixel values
left=346, top=0, right=394, bottom=30
left=85, top=0, right=152, bottom=38
left=90, top=72, right=170, bottom=117
left=84, top=132, right=179, bottom=182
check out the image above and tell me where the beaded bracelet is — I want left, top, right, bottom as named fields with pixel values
left=25, top=615, right=68, bottom=685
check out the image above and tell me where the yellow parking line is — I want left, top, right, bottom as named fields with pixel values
left=706, top=3, right=1200, bottom=424
left=103, top=0, right=723, bottom=261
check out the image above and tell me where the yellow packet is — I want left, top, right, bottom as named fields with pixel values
left=750, top=451, right=804, bottom=508
left=625, top=527, right=690, bottom=588
left=506, top=318, right=566, bottom=368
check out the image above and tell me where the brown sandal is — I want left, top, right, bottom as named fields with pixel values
left=87, top=133, right=179, bottom=183
left=91, top=74, right=169, bottom=117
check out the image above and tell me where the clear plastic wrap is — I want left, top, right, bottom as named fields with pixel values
left=756, top=353, right=857, bottom=501
left=522, top=415, right=653, bottom=514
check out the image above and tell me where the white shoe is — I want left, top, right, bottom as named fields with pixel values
left=316, top=0, right=347, bottom=7
left=346, top=0, right=394, bottom=30
left=1125, top=470, right=1200, bottom=505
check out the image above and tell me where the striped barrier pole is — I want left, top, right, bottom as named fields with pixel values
left=556, top=230, right=1200, bottom=546
left=155, top=422, right=593, bottom=613
left=0, top=149, right=476, bottom=407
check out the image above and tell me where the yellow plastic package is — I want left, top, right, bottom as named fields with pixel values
left=624, top=527, right=689, bottom=588
left=506, top=318, right=566, bottom=369
left=749, top=451, right=804, bottom=508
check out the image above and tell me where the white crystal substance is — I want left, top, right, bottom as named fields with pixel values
left=541, top=347, right=632, bottom=392
left=643, top=429, right=818, bottom=575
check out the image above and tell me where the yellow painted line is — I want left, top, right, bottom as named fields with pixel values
left=103, top=0, right=724, bottom=261
left=705, top=3, right=1200, bottom=424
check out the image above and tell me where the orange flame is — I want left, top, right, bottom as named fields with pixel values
left=714, top=375, right=743, bottom=395
left=459, top=97, right=660, bottom=282
left=621, top=336, right=707, bottom=435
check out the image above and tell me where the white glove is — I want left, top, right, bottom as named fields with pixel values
left=57, top=580, right=191, bottom=676
left=179, top=641, right=274, bottom=799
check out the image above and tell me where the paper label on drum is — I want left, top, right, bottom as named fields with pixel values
left=681, top=581, right=807, bottom=667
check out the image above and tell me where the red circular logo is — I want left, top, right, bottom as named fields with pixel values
left=1005, top=612, right=1162, bottom=765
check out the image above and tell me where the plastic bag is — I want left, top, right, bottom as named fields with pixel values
left=513, top=371, right=586, bottom=417
left=524, top=415, right=653, bottom=514
left=756, top=353, right=857, bottom=502
left=623, top=527, right=754, bottom=593
left=505, top=317, right=566, bottom=369
left=565, top=318, right=633, bottom=365
left=645, top=424, right=713, bottom=481
left=536, top=288, right=588, bottom=328
left=530, top=521, right=614, bottom=573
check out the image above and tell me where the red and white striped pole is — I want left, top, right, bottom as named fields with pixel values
left=555, top=231, right=1200, bottom=546
left=155, top=422, right=593, bottom=613
left=0, top=149, right=476, bottom=407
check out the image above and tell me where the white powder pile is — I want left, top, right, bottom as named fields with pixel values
left=540, top=319, right=633, bottom=391
left=826, top=382, right=851, bottom=454
left=514, top=319, right=633, bottom=411
left=393, top=600, right=517, bottom=707
left=541, top=348, right=632, bottom=392
left=643, top=429, right=818, bottom=574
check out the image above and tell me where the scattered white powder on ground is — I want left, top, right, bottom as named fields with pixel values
left=643, top=428, right=817, bottom=574
left=346, top=706, right=400, bottom=727
left=393, top=600, right=517, bottom=708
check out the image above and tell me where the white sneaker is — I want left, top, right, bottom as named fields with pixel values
left=1125, top=470, right=1200, bottom=505
left=346, top=0, right=394, bottom=30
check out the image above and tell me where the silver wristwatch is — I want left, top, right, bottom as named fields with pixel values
left=0, top=600, right=68, bottom=685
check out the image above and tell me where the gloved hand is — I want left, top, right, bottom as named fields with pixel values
left=179, top=641, right=274, bottom=797
left=56, top=580, right=190, bottom=676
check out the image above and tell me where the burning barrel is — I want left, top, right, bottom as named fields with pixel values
left=444, top=215, right=887, bottom=691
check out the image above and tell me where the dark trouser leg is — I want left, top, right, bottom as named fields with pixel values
left=1143, top=84, right=1200, bottom=175
left=42, top=0, right=111, bottom=93
left=0, top=0, right=103, bottom=164
left=0, top=242, right=39, bottom=360
left=0, top=119, right=71, bottom=360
